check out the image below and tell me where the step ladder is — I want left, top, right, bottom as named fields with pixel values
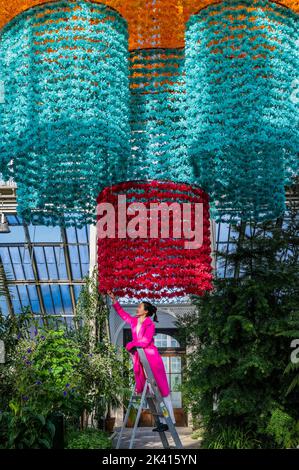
left=116, top=347, right=183, bottom=449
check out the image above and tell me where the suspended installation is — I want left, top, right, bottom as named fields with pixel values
left=97, top=180, right=213, bottom=301
left=0, top=0, right=130, bottom=227
left=186, top=0, right=298, bottom=221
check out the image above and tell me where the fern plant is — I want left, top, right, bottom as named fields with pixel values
left=266, top=409, right=299, bottom=448
left=285, top=361, right=299, bottom=396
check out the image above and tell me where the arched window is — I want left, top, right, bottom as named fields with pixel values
left=155, top=333, right=180, bottom=349
left=155, top=332, right=184, bottom=412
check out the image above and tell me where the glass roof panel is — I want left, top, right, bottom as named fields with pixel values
left=9, top=286, right=22, bottom=314
left=0, top=216, right=90, bottom=317
left=0, top=247, right=15, bottom=280
left=245, top=224, right=255, bottom=237
left=217, top=222, right=230, bottom=242
left=0, top=296, right=9, bottom=316
left=60, top=285, right=73, bottom=314
left=9, top=247, right=25, bottom=280
left=216, top=260, right=225, bottom=278
left=74, top=284, right=83, bottom=303
left=44, top=246, right=59, bottom=280
left=77, top=226, right=89, bottom=244
left=0, top=225, right=25, bottom=243
left=6, top=215, right=19, bottom=225
left=68, top=245, right=82, bottom=279
left=34, top=246, right=49, bottom=280
left=50, top=285, right=63, bottom=315
left=66, top=227, right=77, bottom=244
left=79, top=245, right=90, bottom=274
left=41, top=285, right=55, bottom=314
left=28, top=225, right=62, bottom=243
left=21, top=247, right=35, bottom=280
left=27, top=285, right=41, bottom=314
left=17, top=285, right=32, bottom=310
left=54, top=247, right=68, bottom=280
left=0, top=247, right=10, bottom=264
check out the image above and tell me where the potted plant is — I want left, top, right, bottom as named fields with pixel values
left=127, top=403, right=138, bottom=428
left=88, top=343, right=131, bottom=433
left=105, top=403, right=116, bottom=434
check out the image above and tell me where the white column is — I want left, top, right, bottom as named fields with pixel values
left=209, top=217, right=217, bottom=272
left=89, top=223, right=97, bottom=275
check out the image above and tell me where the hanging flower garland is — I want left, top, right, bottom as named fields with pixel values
left=185, top=0, right=299, bottom=222
left=1, top=1, right=299, bottom=50
left=0, top=0, right=187, bottom=51
left=184, top=0, right=299, bottom=20
left=0, top=0, right=130, bottom=227
left=128, top=48, right=194, bottom=185
left=104, top=0, right=187, bottom=50
left=1, top=0, right=298, bottom=226
left=97, top=180, right=213, bottom=300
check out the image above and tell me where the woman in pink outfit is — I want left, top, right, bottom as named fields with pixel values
left=107, top=291, right=175, bottom=432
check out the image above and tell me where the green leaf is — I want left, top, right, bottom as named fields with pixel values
left=46, top=421, right=56, bottom=438
left=35, top=414, right=46, bottom=426
left=38, top=438, right=52, bottom=449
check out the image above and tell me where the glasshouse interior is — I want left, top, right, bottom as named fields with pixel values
left=0, top=0, right=298, bottom=451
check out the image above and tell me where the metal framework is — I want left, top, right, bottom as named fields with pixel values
left=0, top=211, right=89, bottom=317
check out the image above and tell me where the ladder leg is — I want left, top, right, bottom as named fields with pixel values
left=129, top=381, right=148, bottom=449
left=136, top=348, right=184, bottom=449
left=154, top=394, right=183, bottom=449
left=159, top=399, right=183, bottom=449
left=146, top=396, right=170, bottom=449
left=116, top=389, right=135, bottom=449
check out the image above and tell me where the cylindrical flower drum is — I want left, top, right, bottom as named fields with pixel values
left=97, top=180, right=213, bottom=301
left=0, top=0, right=130, bottom=227
left=186, top=0, right=299, bottom=222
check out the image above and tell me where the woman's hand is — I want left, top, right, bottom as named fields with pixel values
left=107, top=290, right=117, bottom=304
left=126, top=342, right=137, bottom=354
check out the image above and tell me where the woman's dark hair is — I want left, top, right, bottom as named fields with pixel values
left=142, top=301, right=158, bottom=323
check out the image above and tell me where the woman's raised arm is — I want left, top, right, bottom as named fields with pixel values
left=112, top=300, right=133, bottom=325
left=107, top=290, right=133, bottom=325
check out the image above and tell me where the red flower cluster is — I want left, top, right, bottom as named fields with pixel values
left=97, top=180, right=213, bottom=300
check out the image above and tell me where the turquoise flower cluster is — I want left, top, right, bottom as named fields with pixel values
left=0, top=0, right=298, bottom=225
left=185, top=0, right=299, bottom=222
left=0, top=0, right=130, bottom=227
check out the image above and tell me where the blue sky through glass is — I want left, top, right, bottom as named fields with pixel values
left=0, top=218, right=89, bottom=316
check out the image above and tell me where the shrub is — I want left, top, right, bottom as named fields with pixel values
left=65, top=428, right=112, bottom=449
left=12, top=329, right=84, bottom=418
left=0, top=407, right=55, bottom=449
left=202, top=425, right=261, bottom=449
left=266, top=408, right=299, bottom=448
left=0, top=270, right=132, bottom=445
